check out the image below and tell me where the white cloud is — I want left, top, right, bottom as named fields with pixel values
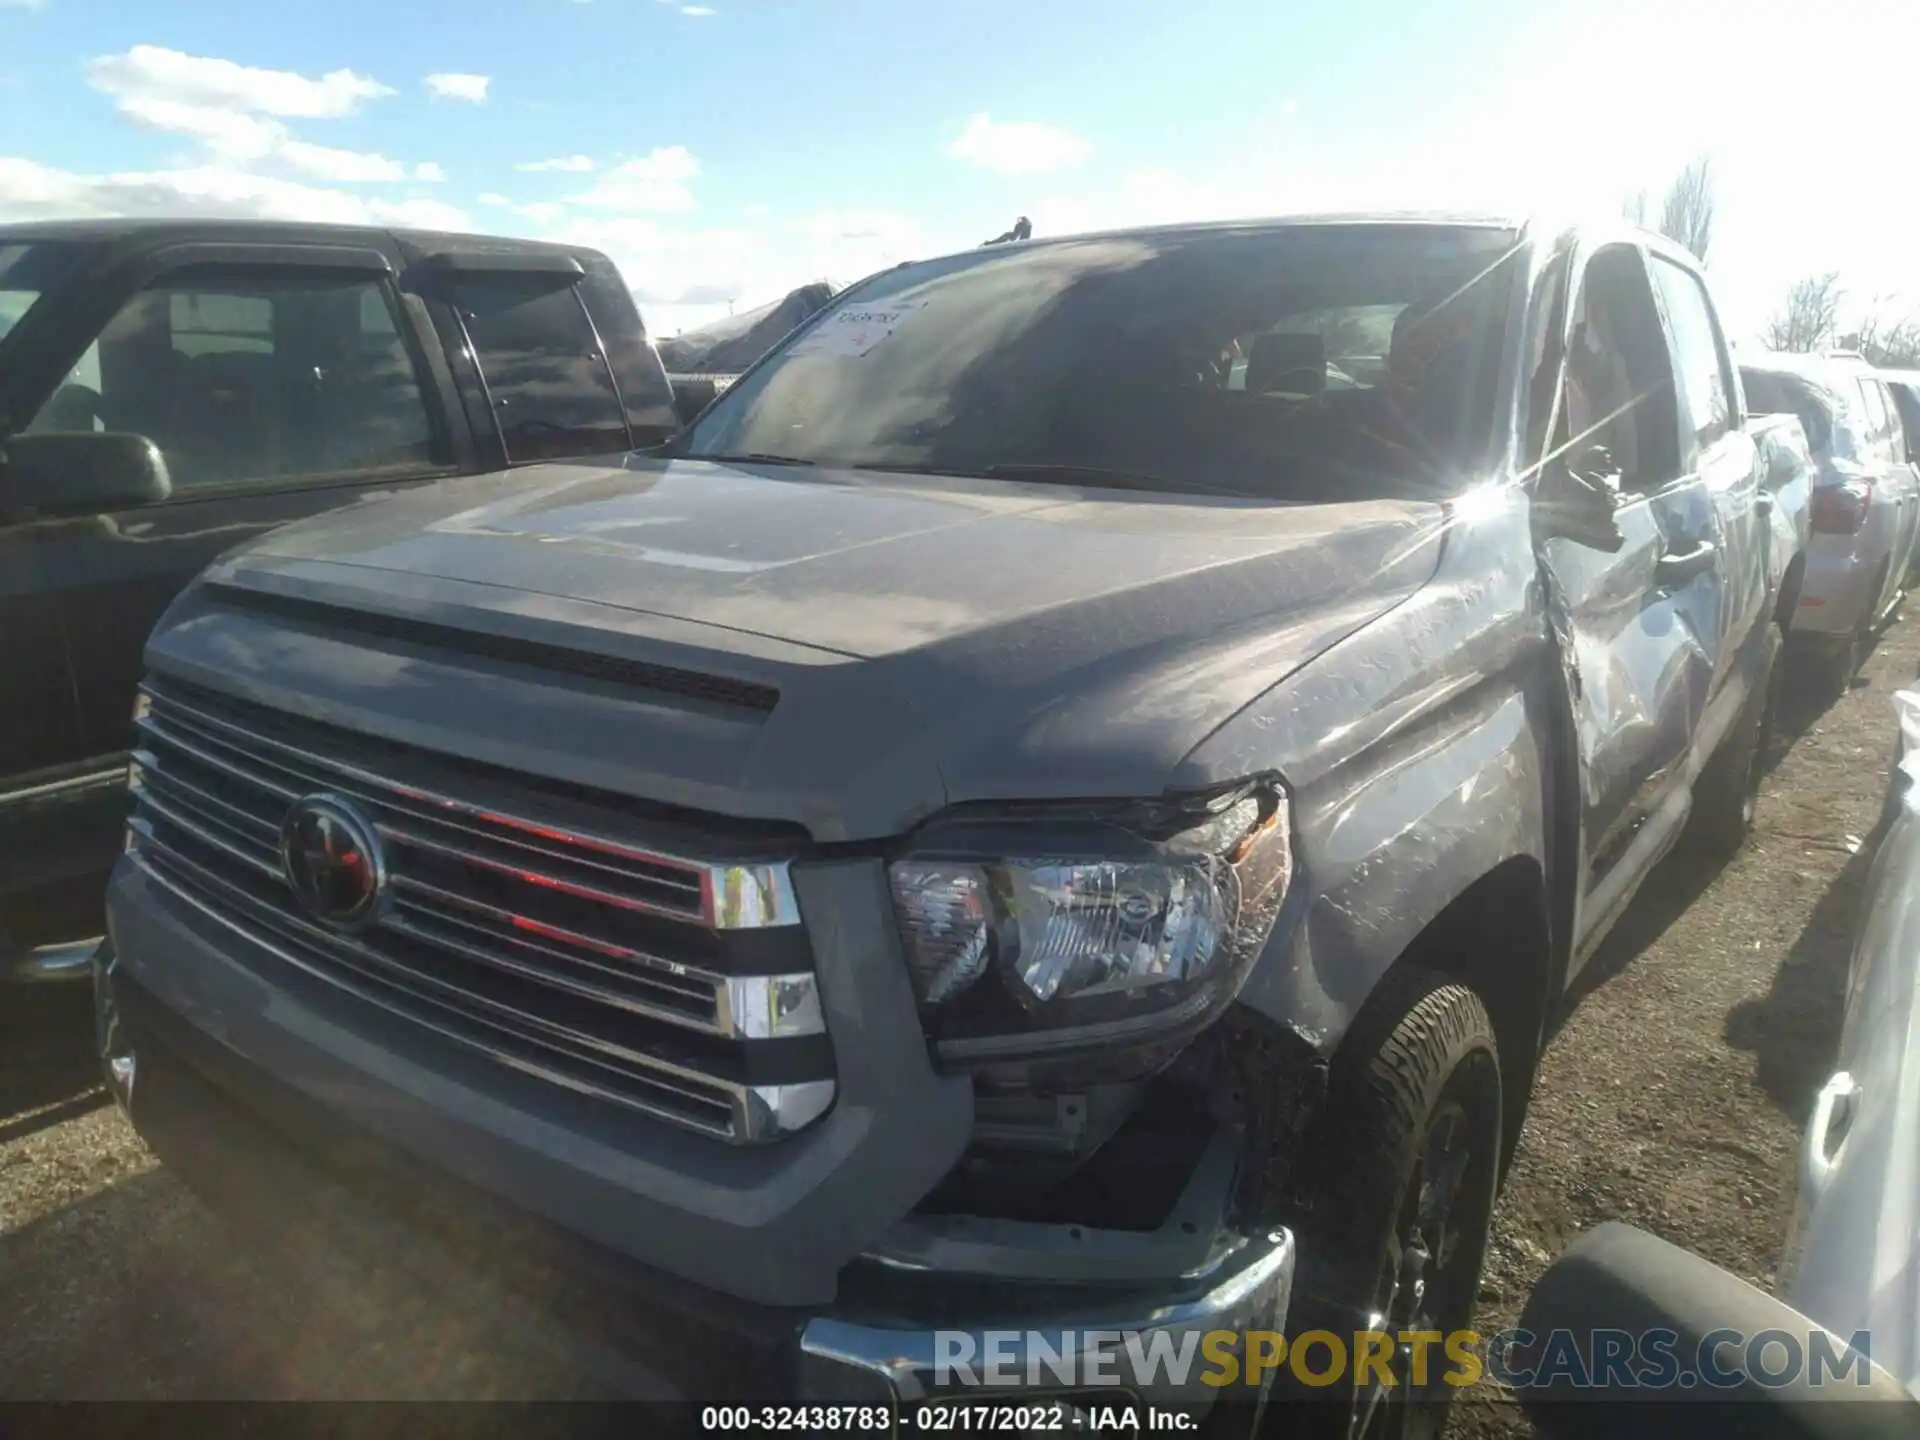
left=948, top=113, right=1092, bottom=175
left=89, top=45, right=391, bottom=119
left=413, top=161, right=446, bottom=182
left=477, top=191, right=512, bottom=206
left=114, top=97, right=286, bottom=161
left=279, top=140, right=409, bottom=183
left=0, top=156, right=470, bottom=232
left=1, top=0, right=49, bottom=10
left=515, top=200, right=567, bottom=224
left=379, top=197, right=473, bottom=231
left=79, top=46, right=443, bottom=192
left=570, top=145, right=698, bottom=212
left=517, top=154, right=595, bottom=173
left=425, top=72, right=490, bottom=104
left=655, top=0, right=718, bottom=12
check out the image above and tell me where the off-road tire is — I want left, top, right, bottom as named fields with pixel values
left=1267, top=967, right=1503, bottom=1440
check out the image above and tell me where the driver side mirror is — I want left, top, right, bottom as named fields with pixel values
left=1533, top=441, right=1628, bottom=553
left=0, top=432, right=172, bottom=522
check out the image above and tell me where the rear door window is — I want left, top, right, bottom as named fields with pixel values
left=1855, top=378, right=1895, bottom=463
left=1887, top=381, right=1920, bottom=461
left=446, top=277, right=632, bottom=462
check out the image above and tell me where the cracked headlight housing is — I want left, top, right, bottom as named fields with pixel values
left=888, top=783, right=1292, bottom=1075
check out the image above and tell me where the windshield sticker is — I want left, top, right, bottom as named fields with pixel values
left=786, top=301, right=925, bottom=358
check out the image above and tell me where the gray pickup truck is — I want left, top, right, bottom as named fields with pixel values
left=95, top=213, right=1782, bottom=1434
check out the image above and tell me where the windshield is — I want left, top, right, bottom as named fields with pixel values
left=683, top=225, right=1524, bottom=502
left=0, top=241, right=84, bottom=346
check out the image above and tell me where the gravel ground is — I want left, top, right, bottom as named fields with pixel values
left=2, top=618, right=1912, bottom=1425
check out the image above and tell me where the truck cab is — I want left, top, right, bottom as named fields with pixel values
left=0, top=220, right=678, bottom=980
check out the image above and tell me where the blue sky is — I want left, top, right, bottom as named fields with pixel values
left=2, top=0, right=1916, bottom=339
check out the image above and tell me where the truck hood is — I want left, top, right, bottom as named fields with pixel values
left=160, top=457, right=1447, bottom=840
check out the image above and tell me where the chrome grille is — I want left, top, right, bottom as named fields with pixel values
left=126, top=679, right=835, bottom=1144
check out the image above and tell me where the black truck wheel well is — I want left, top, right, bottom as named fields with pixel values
left=1225, top=856, right=1555, bottom=1224
left=1377, top=855, right=1552, bottom=1173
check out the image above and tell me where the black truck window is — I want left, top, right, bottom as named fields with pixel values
left=25, top=270, right=440, bottom=493
left=446, top=278, right=632, bottom=463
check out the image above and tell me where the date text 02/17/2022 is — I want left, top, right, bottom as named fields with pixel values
left=698, top=1404, right=1195, bottom=1432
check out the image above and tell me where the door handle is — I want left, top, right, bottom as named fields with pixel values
left=1655, top=539, right=1717, bottom=587
left=1801, top=1071, right=1861, bottom=1198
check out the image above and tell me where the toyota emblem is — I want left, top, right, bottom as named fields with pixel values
left=280, top=793, right=386, bottom=928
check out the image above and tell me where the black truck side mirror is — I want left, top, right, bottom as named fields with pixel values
left=1532, top=443, right=1627, bottom=554
left=0, top=431, right=172, bottom=521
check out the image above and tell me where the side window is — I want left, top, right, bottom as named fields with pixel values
left=1855, top=379, right=1893, bottom=462
left=1562, top=245, right=1683, bottom=493
left=446, top=278, right=631, bottom=462
left=1649, top=257, right=1733, bottom=456
left=1890, top=383, right=1920, bottom=464
left=25, top=270, right=439, bottom=493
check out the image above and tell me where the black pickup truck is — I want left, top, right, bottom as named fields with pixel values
left=0, top=219, right=679, bottom=981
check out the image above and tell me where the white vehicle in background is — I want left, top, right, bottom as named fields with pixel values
left=1740, top=352, right=1920, bottom=691
left=1881, top=365, right=1920, bottom=574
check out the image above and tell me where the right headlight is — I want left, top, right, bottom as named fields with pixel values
left=887, top=782, right=1293, bottom=1073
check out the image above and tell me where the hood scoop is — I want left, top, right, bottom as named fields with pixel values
left=201, top=581, right=782, bottom=718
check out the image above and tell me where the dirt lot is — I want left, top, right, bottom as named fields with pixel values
left=3, top=618, right=1914, bottom=1425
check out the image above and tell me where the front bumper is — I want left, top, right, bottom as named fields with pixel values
left=99, top=869, right=1297, bottom=1413
left=798, top=1232, right=1294, bottom=1407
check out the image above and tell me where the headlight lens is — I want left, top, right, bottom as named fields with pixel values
left=888, top=787, right=1291, bottom=1069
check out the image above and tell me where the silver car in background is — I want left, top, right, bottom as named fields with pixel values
left=1746, top=408, right=1815, bottom=626
left=1741, top=352, right=1920, bottom=690
left=1883, top=366, right=1920, bottom=567
left=1774, top=685, right=1920, bottom=1406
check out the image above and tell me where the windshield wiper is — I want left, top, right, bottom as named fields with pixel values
left=697, top=452, right=817, bottom=467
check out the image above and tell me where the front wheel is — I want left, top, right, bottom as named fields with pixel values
left=1278, top=969, right=1503, bottom=1440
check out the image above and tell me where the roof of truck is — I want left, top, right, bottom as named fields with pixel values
left=0, top=216, right=596, bottom=253
left=963, top=210, right=1527, bottom=247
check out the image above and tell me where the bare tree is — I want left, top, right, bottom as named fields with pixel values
left=1621, top=189, right=1648, bottom=225
left=1848, top=307, right=1920, bottom=368
left=1656, top=155, right=1715, bottom=262
left=1763, top=272, right=1844, bottom=352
